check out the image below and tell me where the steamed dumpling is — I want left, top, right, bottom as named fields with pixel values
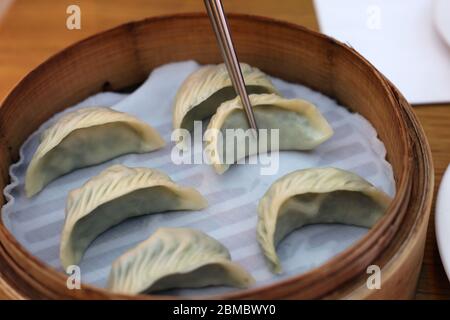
left=60, top=165, right=207, bottom=269
left=257, top=167, right=392, bottom=273
left=204, top=94, right=333, bottom=174
left=25, top=107, right=165, bottom=197
left=107, top=227, right=254, bottom=294
left=172, top=63, right=279, bottom=132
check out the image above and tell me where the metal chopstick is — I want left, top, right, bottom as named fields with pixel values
left=203, top=0, right=259, bottom=133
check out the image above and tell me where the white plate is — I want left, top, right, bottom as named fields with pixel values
left=436, top=164, right=450, bottom=282
left=314, top=0, right=450, bottom=104
left=434, top=0, right=450, bottom=47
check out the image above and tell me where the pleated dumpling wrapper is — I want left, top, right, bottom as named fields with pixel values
left=257, top=167, right=392, bottom=273
left=25, top=107, right=165, bottom=197
left=204, top=93, right=333, bottom=174
left=60, top=165, right=207, bottom=269
left=172, top=63, right=279, bottom=132
left=107, top=227, right=255, bottom=294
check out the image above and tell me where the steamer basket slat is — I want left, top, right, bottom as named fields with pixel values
left=0, top=14, right=433, bottom=299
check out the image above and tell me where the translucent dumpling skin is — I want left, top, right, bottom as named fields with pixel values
left=60, top=165, right=207, bottom=269
left=172, top=63, right=279, bottom=132
left=204, top=94, right=334, bottom=174
left=107, top=228, right=255, bottom=294
left=25, top=107, right=165, bottom=197
left=257, top=167, right=392, bottom=273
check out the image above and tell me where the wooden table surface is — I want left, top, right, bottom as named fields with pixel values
left=0, top=0, right=449, bottom=300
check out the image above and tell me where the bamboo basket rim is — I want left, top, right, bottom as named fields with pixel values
left=0, top=13, right=419, bottom=299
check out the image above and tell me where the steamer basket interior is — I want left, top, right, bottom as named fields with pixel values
left=0, top=14, right=432, bottom=299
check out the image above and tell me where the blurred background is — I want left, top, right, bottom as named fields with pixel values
left=0, top=0, right=449, bottom=299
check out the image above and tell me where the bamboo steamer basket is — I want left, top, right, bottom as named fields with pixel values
left=0, top=14, right=433, bottom=300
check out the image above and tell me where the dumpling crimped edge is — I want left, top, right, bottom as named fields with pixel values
left=204, top=93, right=334, bottom=174
left=60, top=165, right=208, bottom=268
left=34, top=107, right=164, bottom=161
left=257, top=167, right=392, bottom=273
left=107, top=227, right=255, bottom=294
left=172, top=63, right=279, bottom=129
left=26, top=107, right=165, bottom=196
left=63, top=165, right=207, bottom=232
